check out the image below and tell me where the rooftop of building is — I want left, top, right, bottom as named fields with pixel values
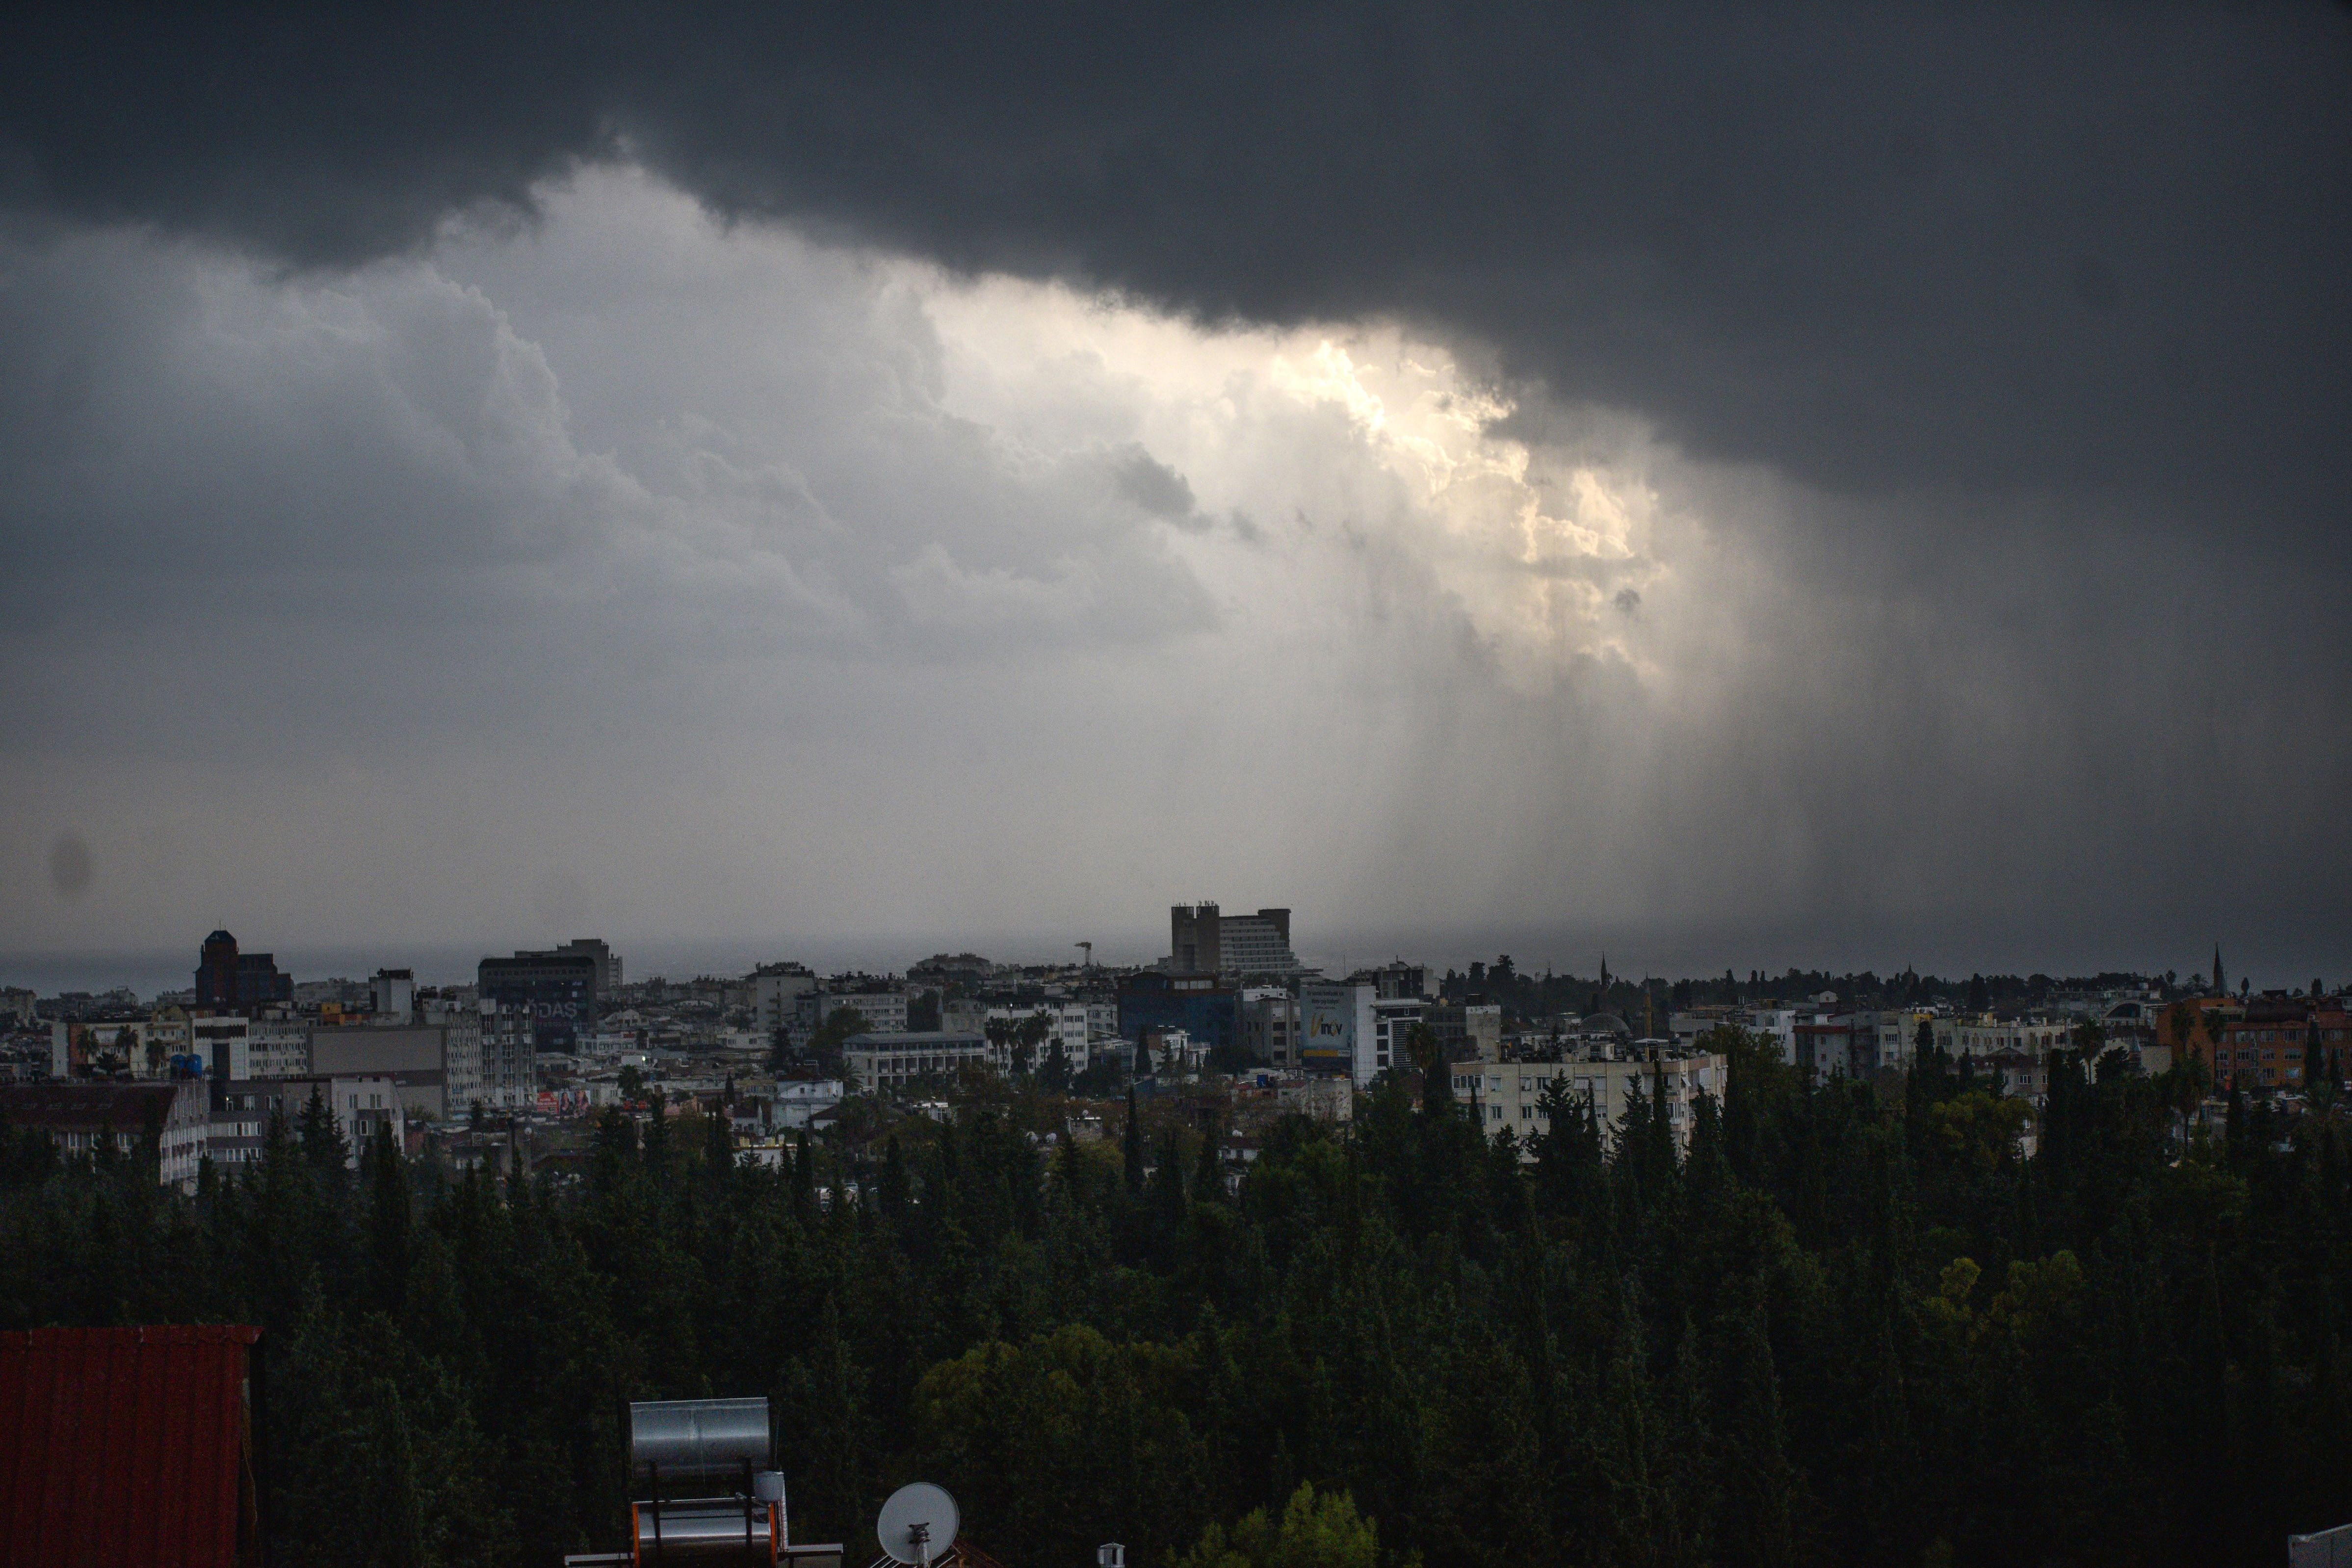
left=0, top=1079, right=196, bottom=1126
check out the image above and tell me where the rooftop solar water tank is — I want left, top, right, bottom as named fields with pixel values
left=629, top=1398, right=772, bottom=1486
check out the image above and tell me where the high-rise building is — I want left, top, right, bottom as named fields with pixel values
left=1168, top=903, right=1300, bottom=975
left=192, top=931, right=292, bottom=1013
left=478, top=942, right=613, bottom=1052
left=551, top=938, right=621, bottom=993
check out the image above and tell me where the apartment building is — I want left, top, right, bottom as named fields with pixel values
left=1452, top=1046, right=1728, bottom=1160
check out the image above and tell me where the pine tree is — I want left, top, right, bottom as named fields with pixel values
left=296, top=1087, right=348, bottom=1176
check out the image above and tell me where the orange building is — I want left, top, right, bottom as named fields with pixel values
left=2156, top=999, right=2226, bottom=1079
left=2314, top=1007, right=2351, bottom=1093
left=2212, top=997, right=2318, bottom=1093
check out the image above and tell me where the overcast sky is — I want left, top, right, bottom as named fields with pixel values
left=2, top=5, right=2347, bottom=989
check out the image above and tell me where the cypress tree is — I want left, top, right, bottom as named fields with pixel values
left=1193, top=1127, right=1226, bottom=1204
left=1123, top=1088, right=1145, bottom=1193
left=363, top=1122, right=411, bottom=1314
left=1719, top=1285, right=1803, bottom=1568
left=1647, top=1054, right=1676, bottom=1188
left=881, top=1133, right=910, bottom=1219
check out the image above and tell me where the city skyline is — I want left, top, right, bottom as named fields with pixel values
left=0, top=918, right=2318, bottom=1008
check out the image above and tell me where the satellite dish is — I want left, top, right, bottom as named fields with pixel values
left=877, top=1482, right=960, bottom=1567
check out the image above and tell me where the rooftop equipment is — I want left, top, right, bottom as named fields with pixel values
left=632, top=1398, right=773, bottom=1486
left=875, top=1484, right=960, bottom=1568
left=628, top=1398, right=782, bottom=1565
left=567, top=1397, right=841, bottom=1568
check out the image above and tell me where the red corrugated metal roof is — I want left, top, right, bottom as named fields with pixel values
left=0, top=1325, right=261, bottom=1568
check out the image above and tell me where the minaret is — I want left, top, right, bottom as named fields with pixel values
left=2213, top=944, right=2226, bottom=999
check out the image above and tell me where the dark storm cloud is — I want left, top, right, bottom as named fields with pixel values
left=6, top=4, right=2347, bottom=522
left=3, top=5, right=2349, bottom=977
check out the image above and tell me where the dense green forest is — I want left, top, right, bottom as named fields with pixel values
left=3, top=1031, right=2349, bottom=1568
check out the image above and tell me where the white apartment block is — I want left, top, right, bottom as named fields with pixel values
left=984, top=1000, right=1094, bottom=1070
left=1746, top=1009, right=1800, bottom=1065
left=844, top=1031, right=991, bottom=1093
left=751, top=966, right=817, bottom=1034
left=247, top=1017, right=311, bottom=1078
left=1859, top=1009, right=1930, bottom=1071
left=1454, top=1050, right=1727, bottom=1159
left=1935, top=1016, right=2075, bottom=1061
left=805, top=989, right=910, bottom=1035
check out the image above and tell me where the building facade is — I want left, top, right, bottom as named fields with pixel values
left=843, top=1031, right=991, bottom=1092
left=1118, top=971, right=1241, bottom=1061
left=476, top=1002, right=542, bottom=1109
left=1241, top=987, right=1300, bottom=1068
left=803, top=987, right=910, bottom=1036
left=193, top=930, right=292, bottom=1013
left=1296, top=980, right=1368, bottom=1079
left=750, top=964, right=817, bottom=1035
left=983, top=1000, right=1096, bottom=1071
left=477, top=947, right=601, bottom=1052
left=1168, top=903, right=1300, bottom=975
left=1454, top=1047, right=1728, bottom=1161
left=0, top=1080, right=210, bottom=1189
left=310, top=1025, right=454, bottom=1122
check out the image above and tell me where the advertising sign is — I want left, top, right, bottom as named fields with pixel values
left=1296, top=984, right=1356, bottom=1075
